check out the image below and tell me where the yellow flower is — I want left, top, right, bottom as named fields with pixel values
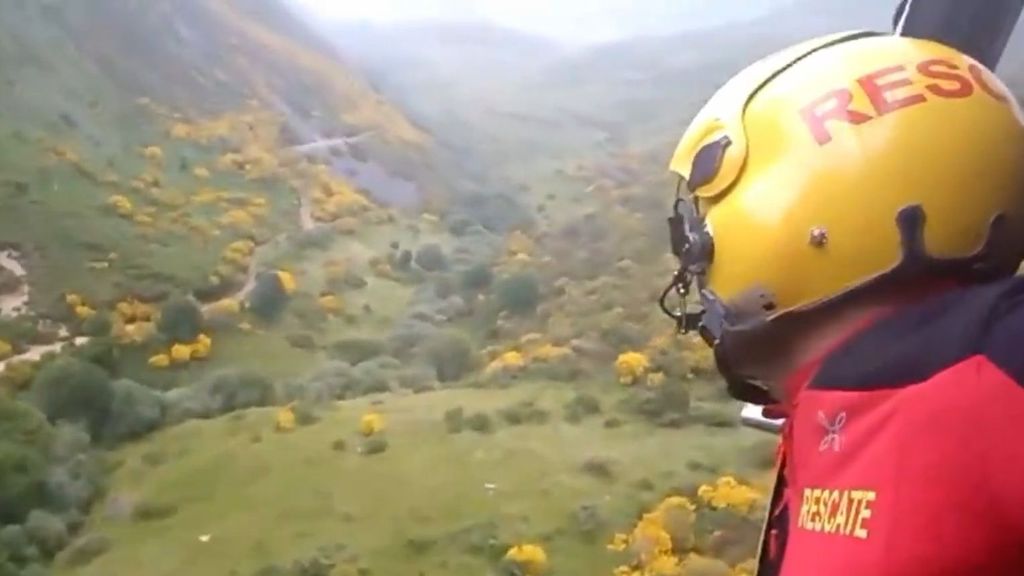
left=504, top=544, right=548, bottom=576
left=485, top=350, right=526, bottom=375
left=530, top=343, right=571, bottom=362
left=147, top=353, right=171, bottom=368
left=615, top=351, right=650, bottom=386
left=0, top=339, right=12, bottom=361
left=191, top=333, right=212, bottom=360
left=74, top=305, right=96, bottom=320
left=192, top=166, right=211, bottom=179
left=697, top=476, right=763, bottom=514
left=275, top=270, right=297, bottom=295
left=276, top=404, right=296, bottom=432
left=64, top=293, right=83, bottom=308
left=646, top=372, right=667, bottom=387
left=140, top=145, right=164, bottom=162
left=318, top=293, right=342, bottom=315
left=170, top=343, right=193, bottom=363
left=360, top=412, right=384, bottom=437
left=207, top=298, right=241, bottom=317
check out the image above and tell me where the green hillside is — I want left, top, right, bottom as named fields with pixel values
left=0, top=2, right=787, bottom=576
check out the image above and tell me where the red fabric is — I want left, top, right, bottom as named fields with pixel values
left=776, top=356, right=1024, bottom=575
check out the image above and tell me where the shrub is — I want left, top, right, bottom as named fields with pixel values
left=414, top=244, right=448, bottom=272
left=248, top=272, right=290, bottom=322
left=424, top=330, right=475, bottom=383
left=460, top=263, right=494, bottom=292
left=286, top=333, right=318, bottom=350
left=57, top=533, right=111, bottom=568
left=101, top=379, right=165, bottom=444
left=328, top=338, right=388, bottom=365
left=0, top=398, right=51, bottom=524
left=494, top=272, right=541, bottom=316
left=694, top=405, right=739, bottom=429
left=30, top=358, right=113, bottom=437
left=156, top=296, right=203, bottom=343
left=198, top=370, right=276, bottom=414
left=563, top=393, right=602, bottom=424
left=465, top=412, right=495, bottom=434
left=80, top=313, right=112, bottom=338
left=497, top=401, right=550, bottom=426
left=131, top=500, right=178, bottom=522
left=360, top=436, right=389, bottom=456
left=443, top=407, right=465, bottom=434
left=44, top=424, right=105, bottom=514
left=24, top=510, right=68, bottom=557
left=572, top=504, right=606, bottom=542
left=580, top=457, right=616, bottom=482
left=393, top=249, right=413, bottom=271
left=69, top=337, right=119, bottom=374
left=331, top=439, right=347, bottom=452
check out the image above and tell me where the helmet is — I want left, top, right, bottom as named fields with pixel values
left=663, top=31, right=1024, bottom=400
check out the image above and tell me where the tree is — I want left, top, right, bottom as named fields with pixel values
left=460, top=263, right=494, bottom=292
left=30, top=358, right=114, bottom=438
left=0, top=397, right=52, bottom=523
left=101, top=379, right=165, bottom=444
left=495, top=272, right=541, bottom=315
left=157, top=296, right=203, bottom=343
left=425, top=330, right=475, bottom=383
left=247, top=272, right=289, bottom=322
left=414, top=243, right=448, bottom=272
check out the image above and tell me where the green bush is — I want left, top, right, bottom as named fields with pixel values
left=360, top=436, right=389, bottom=456
left=694, top=405, right=739, bottom=429
left=424, top=330, right=475, bottom=383
left=44, top=423, right=105, bottom=514
left=563, top=393, right=602, bottom=424
left=69, top=337, right=119, bottom=374
left=464, top=412, right=495, bottom=434
left=156, top=296, right=203, bottom=343
left=497, top=400, right=550, bottom=426
left=459, top=263, right=494, bottom=292
left=248, top=272, right=290, bottom=322
left=414, top=244, right=448, bottom=272
left=80, top=313, right=112, bottom=338
left=328, top=338, right=388, bottom=365
left=0, top=525, right=36, bottom=567
left=30, top=358, right=113, bottom=438
left=0, top=398, right=52, bottom=524
left=580, top=457, right=616, bottom=482
left=24, top=510, right=67, bottom=557
left=57, top=533, right=111, bottom=568
left=443, top=407, right=465, bottom=434
left=330, top=439, right=347, bottom=452
left=198, top=370, right=276, bottom=414
left=286, top=333, right=318, bottom=350
left=101, top=379, right=165, bottom=444
left=131, top=500, right=178, bottom=522
left=494, top=272, right=541, bottom=316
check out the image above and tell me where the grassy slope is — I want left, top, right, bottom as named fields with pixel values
left=62, top=383, right=771, bottom=576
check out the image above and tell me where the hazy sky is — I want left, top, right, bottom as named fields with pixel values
left=285, top=0, right=779, bottom=44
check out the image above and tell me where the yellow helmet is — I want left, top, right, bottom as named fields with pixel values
left=663, top=32, right=1024, bottom=391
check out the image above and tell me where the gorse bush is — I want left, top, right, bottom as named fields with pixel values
left=460, top=262, right=494, bottom=292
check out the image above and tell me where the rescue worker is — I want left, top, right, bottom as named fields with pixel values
left=662, top=31, right=1024, bottom=575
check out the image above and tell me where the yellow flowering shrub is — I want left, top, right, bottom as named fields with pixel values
left=65, top=293, right=83, bottom=308
left=506, top=230, right=535, bottom=257
left=504, top=544, right=549, bottom=576
left=141, top=145, right=164, bottom=163
left=697, top=477, right=763, bottom=515
left=170, top=343, right=192, bottom=363
left=360, top=412, right=384, bottom=437
left=647, top=372, right=667, bottom=387
left=114, top=320, right=156, bottom=345
left=1, top=360, right=37, bottom=392
left=0, top=339, right=12, bottom=361
left=318, top=293, right=342, bottom=315
left=106, top=195, right=133, bottom=218
left=148, top=353, right=171, bottom=368
left=191, top=333, right=213, bottom=360
left=219, top=208, right=256, bottom=230
left=193, top=166, right=211, bottom=179
left=74, top=305, right=96, bottom=320
left=531, top=343, right=572, bottom=362
left=275, top=270, right=297, bottom=295
left=615, top=351, right=650, bottom=386
left=276, top=404, right=296, bottom=432
left=206, top=297, right=242, bottom=317
left=133, top=214, right=154, bottom=226
left=608, top=496, right=696, bottom=575
left=485, top=350, right=526, bottom=375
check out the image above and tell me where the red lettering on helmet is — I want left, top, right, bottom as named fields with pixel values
left=858, top=64, right=928, bottom=116
left=800, top=89, right=874, bottom=146
left=917, top=59, right=974, bottom=98
left=968, top=63, right=1009, bottom=103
